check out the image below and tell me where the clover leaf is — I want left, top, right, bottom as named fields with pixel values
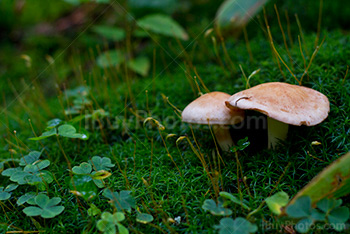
left=286, top=196, right=349, bottom=233
left=102, top=189, right=136, bottom=212
left=88, top=203, right=101, bottom=217
left=97, top=212, right=129, bottom=234
left=72, top=162, right=92, bottom=174
left=89, top=156, right=115, bottom=171
left=316, top=198, right=349, bottom=232
left=19, top=151, right=42, bottom=166
left=29, top=124, right=88, bottom=141
left=46, top=118, right=62, bottom=130
left=202, top=198, right=232, bottom=216
left=286, top=196, right=312, bottom=218
left=29, top=128, right=57, bottom=141
left=23, top=194, right=64, bottom=218
left=72, top=162, right=108, bottom=188
left=68, top=174, right=97, bottom=202
left=0, top=184, right=18, bottom=201
left=58, top=124, right=88, bottom=140
left=230, top=137, right=250, bottom=153
left=17, top=192, right=36, bottom=206
left=2, top=161, right=53, bottom=190
left=214, top=217, right=257, bottom=234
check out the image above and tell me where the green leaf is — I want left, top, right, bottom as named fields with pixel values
left=89, top=156, right=115, bottom=171
left=1, top=167, right=22, bottom=177
left=294, top=218, right=313, bottom=233
left=58, top=124, right=88, bottom=140
left=92, top=25, right=125, bottom=41
left=127, top=56, right=150, bottom=77
left=202, top=199, right=232, bottom=216
left=0, top=191, right=11, bottom=201
left=230, top=137, right=250, bottom=153
left=0, top=184, right=16, bottom=201
left=46, top=118, right=62, bottom=129
left=214, top=217, right=257, bottom=234
left=137, top=14, right=188, bottom=40
left=265, top=191, right=289, bottom=215
left=102, top=189, right=136, bottom=212
left=316, top=198, right=342, bottom=213
left=23, top=206, right=43, bottom=216
left=116, top=223, right=129, bottom=234
left=113, top=212, right=125, bottom=223
left=286, top=196, right=311, bottom=218
left=328, top=207, right=350, bottom=227
left=29, top=128, right=57, bottom=141
left=101, top=212, right=114, bottom=222
left=4, top=184, right=18, bottom=192
left=19, top=151, right=42, bottom=166
left=24, top=160, right=50, bottom=172
left=216, top=0, right=268, bottom=29
left=87, top=203, right=101, bottom=216
left=72, top=162, right=92, bottom=175
left=310, top=209, right=326, bottom=221
left=97, top=219, right=116, bottom=234
left=97, top=211, right=128, bottom=234
left=220, top=191, right=250, bottom=210
left=68, top=175, right=97, bottom=201
left=97, top=50, right=124, bottom=68
left=290, top=152, right=350, bottom=205
left=17, top=192, right=36, bottom=206
left=23, top=194, right=64, bottom=218
left=136, top=213, right=154, bottom=224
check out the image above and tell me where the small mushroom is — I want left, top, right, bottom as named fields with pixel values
left=182, top=92, right=245, bottom=151
left=225, top=82, right=330, bottom=149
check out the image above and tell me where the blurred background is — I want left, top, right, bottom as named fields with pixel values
left=0, top=0, right=349, bottom=126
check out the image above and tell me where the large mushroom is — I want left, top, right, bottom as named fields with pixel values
left=225, top=82, right=330, bottom=149
left=182, top=92, right=245, bottom=151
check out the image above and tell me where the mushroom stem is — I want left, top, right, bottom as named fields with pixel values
left=267, top=117, right=289, bottom=149
left=212, top=125, right=234, bottom=152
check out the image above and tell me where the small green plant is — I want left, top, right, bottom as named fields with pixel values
left=202, top=192, right=256, bottom=234
left=68, top=156, right=114, bottom=201
left=103, top=189, right=136, bottom=212
left=202, top=198, right=233, bottom=216
left=266, top=191, right=350, bottom=233
left=96, top=212, right=129, bottom=234
left=230, top=137, right=250, bottom=153
left=2, top=158, right=53, bottom=190
left=23, top=194, right=65, bottom=219
left=88, top=203, right=101, bottom=217
left=30, top=124, right=88, bottom=141
left=285, top=196, right=349, bottom=233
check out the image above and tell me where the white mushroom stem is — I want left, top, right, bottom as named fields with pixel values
left=212, top=125, right=234, bottom=152
left=267, top=117, right=289, bottom=149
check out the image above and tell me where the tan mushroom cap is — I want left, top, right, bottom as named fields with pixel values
left=225, top=82, right=330, bottom=126
left=182, top=92, right=245, bottom=125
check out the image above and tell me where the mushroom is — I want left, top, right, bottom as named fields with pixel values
left=225, top=82, right=330, bottom=149
left=182, top=92, right=245, bottom=151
